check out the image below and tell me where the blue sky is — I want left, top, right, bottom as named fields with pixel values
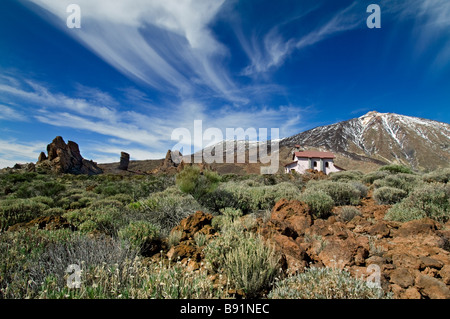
left=0, top=0, right=449, bottom=168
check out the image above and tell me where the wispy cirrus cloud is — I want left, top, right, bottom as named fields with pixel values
left=0, top=76, right=306, bottom=161
left=25, top=0, right=246, bottom=103
left=0, top=104, right=28, bottom=122
left=0, top=139, right=47, bottom=168
left=238, top=2, right=362, bottom=76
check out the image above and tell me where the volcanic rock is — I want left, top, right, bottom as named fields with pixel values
left=36, top=136, right=103, bottom=175
left=118, top=152, right=130, bottom=170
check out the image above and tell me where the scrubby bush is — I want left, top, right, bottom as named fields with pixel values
left=0, top=199, right=48, bottom=231
left=36, top=256, right=223, bottom=299
left=329, top=170, right=363, bottom=182
left=0, top=227, right=126, bottom=298
left=205, top=208, right=280, bottom=298
left=118, top=221, right=160, bottom=254
left=63, top=206, right=127, bottom=236
left=374, top=174, right=421, bottom=194
left=385, top=183, right=450, bottom=223
left=379, top=164, right=414, bottom=175
left=168, top=230, right=183, bottom=248
left=30, top=196, right=54, bottom=207
left=176, top=166, right=221, bottom=200
left=374, top=186, right=408, bottom=205
left=14, top=180, right=66, bottom=199
left=422, top=168, right=450, bottom=184
left=136, top=186, right=203, bottom=236
left=306, top=180, right=361, bottom=206
left=93, top=175, right=175, bottom=200
left=299, top=189, right=334, bottom=218
left=268, top=267, right=391, bottom=299
left=194, top=232, right=207, bottom=247
left=361, top=170, right=389, bottom=184
left=89, top=198, right=124, bottom=210
left=350, top=181, right=368, bottom=198
left=340, top=206, right=361, bottom=222
left=207, top=181, right=302, bottom=214
left=224, top=233, right=280, bottom=298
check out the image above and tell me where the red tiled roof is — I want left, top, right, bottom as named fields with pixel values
left=284, top=161, right=298, bottom=167
left=294, top=151, right=335, bottom=159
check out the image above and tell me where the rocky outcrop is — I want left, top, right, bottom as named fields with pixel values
left=118, top=152, right=130, bottom=170
left=36, top=136, right=103, bottom=175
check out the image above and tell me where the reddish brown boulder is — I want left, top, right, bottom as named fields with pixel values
left=269, top=233, right=309, bottom=274
left=171, top=211, right=215, bottom=241
left=419, top=256, right=444, bottom=270
left=415, top=274, right=450, bottom=299
left=440, top=265, right=450, bottom=285
left=318, top=238, right=359, bottom=269
left=270, top=199, right=312, bottom=237
left=395, top=218, right=440, bottom=237
left=390, top=268, right=415, bottom=289
left=167, top=244, right=201, bottom=262
left=367, top=221, right=391, bottom=238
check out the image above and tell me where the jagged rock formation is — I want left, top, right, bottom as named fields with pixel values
left=118, top=152, right=130, bottom=170
left=36, top=136, right=103, bottom=175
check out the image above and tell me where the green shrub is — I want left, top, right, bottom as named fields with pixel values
left=107, top=194, right=134, bottom=204
left=306, top=181, right=361, bottom=206
left=329, top=170, right=363, bottom=182
left=35, top=256, right=223, bottom=299
left=361, top=171, right=389, bottom=184
left=89, top=198, right=124, bottom=210
left=422, top=168, right=450, bottom=184
left=224, top=233, right=280, bottom=298
left=0, top=199, right=48, bottom=231
left=350, top=181, right=368, bottom=198
left=118, top=221, right=160, bottom=254
left=340, top=206, right=361, bottom=222
left=373, top=174, right=421, bottom=194
left=137, top=187, right=203, bottom=236
left=63, top=206, right=127, bottom=236
left=373, top=187, right=408, bottom=205
left=194, top=232, right=207, bottom=247
left=168, top=230, right=183, bottom=248
left=210, top=181, right=302, bottom=214
left=268, top=267, right=391, bottom=299
left=43, top=207, right=66, bottom=216
left=385, top=183, right=450, bottom=223
left=31, top=196, right=54, bottom=207
left=379, top=164, right=414, bottom=175
left=299, top=189, right=334, bottom=218
left=14, top=180, right=66, bottom=199
left=176, top=166, right=221, bottom=200
left=205, top=208, right=246, bottom=271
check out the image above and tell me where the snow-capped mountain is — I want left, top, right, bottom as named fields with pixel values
left=281, top=111, right=450, bottom=170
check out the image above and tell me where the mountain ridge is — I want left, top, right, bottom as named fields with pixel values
left=281, top=111, right=450, bottom=171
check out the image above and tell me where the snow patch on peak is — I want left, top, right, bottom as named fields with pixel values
left=359, top=111, right=386, bottom=126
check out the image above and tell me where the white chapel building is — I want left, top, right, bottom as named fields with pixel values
left=284, top=150, right=344, bottom=175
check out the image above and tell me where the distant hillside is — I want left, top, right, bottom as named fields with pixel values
left=281, top=111, right=450, bottom=171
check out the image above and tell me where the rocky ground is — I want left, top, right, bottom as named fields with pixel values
left=5, top=177, right=449, bottom=299
left=148, top=193, right=450, bottom=299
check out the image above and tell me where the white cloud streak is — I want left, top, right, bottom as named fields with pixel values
left=238, top=2, right=362, bottom=75
left=0, top=139, right=47, bottom=168
left=25, top=0, right=244, bottom=102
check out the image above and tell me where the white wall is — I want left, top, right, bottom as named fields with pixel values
left=285, top=157, right=343, bottom=175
